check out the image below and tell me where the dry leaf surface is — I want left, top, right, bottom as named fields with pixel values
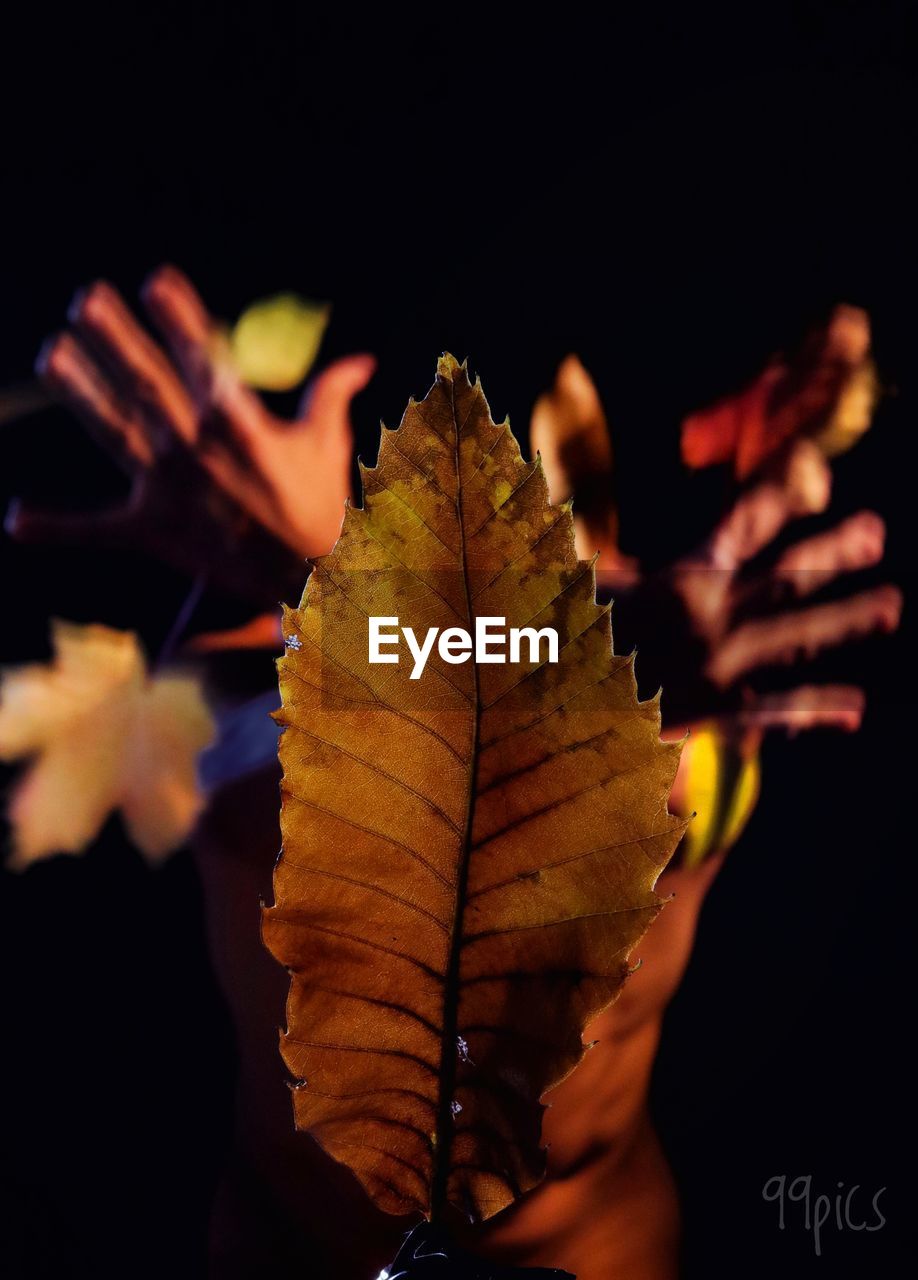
left=263, top=356, right=685, bottom=1222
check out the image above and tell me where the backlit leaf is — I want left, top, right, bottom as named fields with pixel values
left=230, top=292, right=330, bottom=391
left=263, top=355, right=685, bottom=1223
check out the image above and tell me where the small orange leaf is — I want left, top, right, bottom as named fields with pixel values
left=681, top=305, right=876, bottom=479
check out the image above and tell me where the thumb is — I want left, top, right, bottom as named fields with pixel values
left=298, top=353, right=377, bottom=429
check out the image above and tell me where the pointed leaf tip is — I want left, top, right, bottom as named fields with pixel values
left=437, top=352, right=466, bottom=381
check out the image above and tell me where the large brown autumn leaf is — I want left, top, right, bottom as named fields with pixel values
left=263, top=355, right=685, bottom=1224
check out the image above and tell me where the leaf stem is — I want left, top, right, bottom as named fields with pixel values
left=430, top=370, right=480, bottom=1224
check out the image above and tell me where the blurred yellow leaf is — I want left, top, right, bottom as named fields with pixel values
left=815, top=357, right=879, bottom=458
left=0, top=621, right=215, bottom=868
left=678, top=722, right=760, bottom=868
left=230, top=292, right=331, bottom=391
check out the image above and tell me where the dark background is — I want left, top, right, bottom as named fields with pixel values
left=1, top=4, right=915, bottom=1277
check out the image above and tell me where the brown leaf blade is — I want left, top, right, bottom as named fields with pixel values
left=263, top=355, right=685, bottom=1222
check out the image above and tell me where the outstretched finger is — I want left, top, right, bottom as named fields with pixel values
left=708, top=583, right=902, bottom=687
left=36, top=333, right=155, bottom=471
left=737, top=684, right=866, bottom=733
left=298, top=353, right=377, bottom=430
left=772, top=510, right=886, bottom=597
left=141, top=264, right=214, bottom=384
left=199, top=353, right=375, bottom=479
left=704, top=439, right=831, bottom=572
left=143, top=264, right=271, bottom=453
left=69, top=279, right=198, bottom=446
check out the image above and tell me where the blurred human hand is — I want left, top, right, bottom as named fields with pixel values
left=479, top=340, right=903, bottom=1280
left=613, top=437, right=901, bottom=729
left=5, top=267, right=375, bottom=605
left=534, top=352, right=901, bottom=735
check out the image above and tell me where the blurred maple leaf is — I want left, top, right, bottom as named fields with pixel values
left=681, top=303, right=876, bottom=479
left=0, top=621, right=214, bottom=868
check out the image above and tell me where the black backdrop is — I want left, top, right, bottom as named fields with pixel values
left=1, top=5, right=915, bottom=1277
